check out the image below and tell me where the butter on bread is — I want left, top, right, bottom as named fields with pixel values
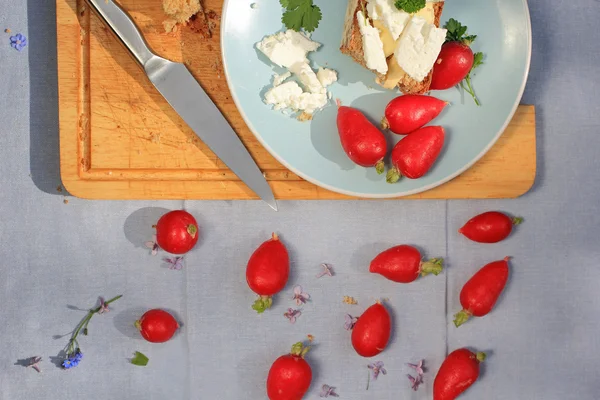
left=340, top=0, right=445, bottom=94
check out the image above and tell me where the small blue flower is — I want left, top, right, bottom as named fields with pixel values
left=10, top=34, right=27, bottom=51
left=62, top=351, right=83, bottom=369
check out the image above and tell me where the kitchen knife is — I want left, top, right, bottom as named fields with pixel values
left=84, top=0, right=278, bottom=211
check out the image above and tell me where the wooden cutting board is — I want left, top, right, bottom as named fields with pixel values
left=56, top=0, right=536, bottom=200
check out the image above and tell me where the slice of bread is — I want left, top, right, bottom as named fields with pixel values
left=340, top=0, right=445, bottom=94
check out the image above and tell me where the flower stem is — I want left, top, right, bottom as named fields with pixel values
left=462, top=75, right=481, bottom=106
left=66, top=295, right=122, bottom=354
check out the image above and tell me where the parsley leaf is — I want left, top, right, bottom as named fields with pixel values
left=444, top=18, right=477, bottom=45
left=280, top=0, right=322, bottom=33
left=131, top=351, right=149, bottom=367
left=394, top=0, right=426, bottom=13
left=472, top=51, right=484, bottom=70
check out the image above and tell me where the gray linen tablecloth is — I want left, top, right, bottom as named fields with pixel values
left=0, top=0, right=599, bottom=399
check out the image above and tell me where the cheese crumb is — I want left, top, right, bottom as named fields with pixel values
left=264, top=81, right=327, bottom=114
left=317, top=67, right=338, bottom=88
left=290, top=62, right=323, bottom=94
left=357, top=11, right=388, bottom=74
left=394, top=16, right=447, bottom=82
left=273, top=71, right=292, bottom=87
left=258, top=31, right=336, bottom=116
left=256, top=30, right=320, bottom=69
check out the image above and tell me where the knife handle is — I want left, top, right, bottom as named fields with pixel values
left=84, top=0, right=155, bottom=67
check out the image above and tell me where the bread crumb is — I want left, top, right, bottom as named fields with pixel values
left=343, top=296, right=358, bottom=305
left=162, top=0, right=202, bottom=33
left=63, top=199, right=69, bottom=205
left=297, top=112, right=313, bottom=122
left=4, top=29, right=11, bottom=33
left=188, top=11, right=212, bottom=38
left=57, top=185, right=63, bottom=193
left=210, top=59, right=223, bottom=73
left=163, top=19, right=178, bottom=33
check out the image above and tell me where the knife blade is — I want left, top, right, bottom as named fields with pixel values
left=84, top=0, right=278, bottom=211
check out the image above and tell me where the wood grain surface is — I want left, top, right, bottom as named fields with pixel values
left=56, top=0, right=536, bottom=200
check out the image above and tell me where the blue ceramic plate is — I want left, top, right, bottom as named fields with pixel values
left=221, top=0, right=531, bottom=198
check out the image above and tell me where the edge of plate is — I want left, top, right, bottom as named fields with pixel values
left=221, top=0, right=533, bottom=199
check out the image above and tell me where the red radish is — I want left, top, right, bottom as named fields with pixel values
left=431, top=42, right=474, bottom=91
left=381, top=95, right=448, bottom=135
left=370, top=245, right=443, bottom=283
left=336, top=102, right=388, bottom=174
left=459, top=211, right=523, bottom=243
left=434, top=348, right=486, bottom=400
left=246, top=233, right=289, bottom=313
left=454, top=257, right=510, bottom=327
left=135, top=309, right=179, bottom=343
left=267, top=342, right=312, bottom=400
left=155, top=210, right=199, bottom=254
left=387, top=126, right=445, bottom=182
left=351, top=302, right=391, bottom=357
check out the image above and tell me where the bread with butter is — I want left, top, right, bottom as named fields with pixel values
left=340, top=0, right=445, bottom=94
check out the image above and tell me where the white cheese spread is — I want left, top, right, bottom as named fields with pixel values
left=289, top=62, right=324, bottom=94
left=394, top=16, right=447, bottom=82
left=256, top=30, right=321, bottom=69
left=317, top=67, right=338, bottom=88
left=273, top=71, right=291, bottom=87
left=357, top=11, right=388, bottom=75
left=366, top=0, right=411, bottom=41
left=264, top=81, right=327, bottom=114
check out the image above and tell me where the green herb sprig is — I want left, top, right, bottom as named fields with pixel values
left=444, top=18, right=477, bottom=45
left=443, top=18, right=485, bottom=106
left=394, top=0, right=426, bottom=14
left=280, top=0, right=322, bottom=33
left=461, top=52, right=484, bottom=106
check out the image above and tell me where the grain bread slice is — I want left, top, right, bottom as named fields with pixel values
left=340, top=0, right=445, bottom=94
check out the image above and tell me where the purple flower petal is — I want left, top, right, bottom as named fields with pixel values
left=292, top=285, right=310, bottom=305
left=368, top=361, right=386, bottom=381
left=320, top=384, right=339, bottom=397
left=316, top=263, right=334, bottom=278
left=407, top=359, right=425, bottom=375
left=284, top=308, right=301, bottom=324
left=344, top=314, right=358, bottom=331
left=407, top=374, right=423, bottom=391
left=145, top=236, right=159, bottom=256
left=98, top=297, right=110, bottom=314
left=9, top=34, right=27, bottom=51
left=27, top=356, right=42, bottom=373
left=164, top=256, right=184, bottom=270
